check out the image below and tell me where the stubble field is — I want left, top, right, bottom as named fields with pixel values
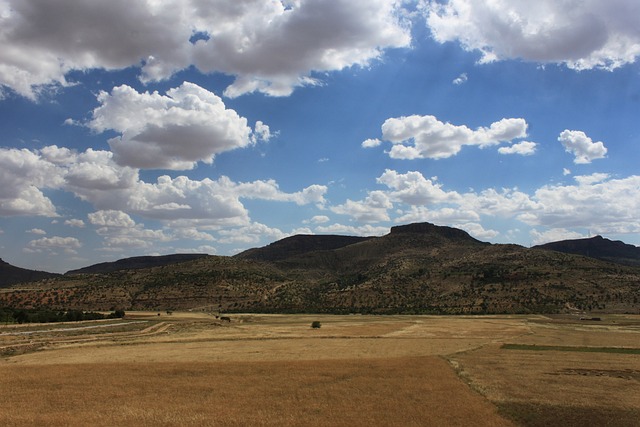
left=1, top=313, right=639, bottom=426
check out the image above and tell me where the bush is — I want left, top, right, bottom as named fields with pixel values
left=108, top=309, right=125, bottom=319
left=311, top=321, right=321, bottom=329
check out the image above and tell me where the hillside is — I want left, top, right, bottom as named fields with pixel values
left=65, top=253, right=210, bottom=275
left=236, top=234, right=373, bottom=262
left=0, top=258, right=60, bottom=288
left=534, top=235, right=640, bottom=267
left=1, top=223, right=639, bottom=315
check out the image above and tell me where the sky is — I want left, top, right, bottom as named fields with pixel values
left=0, top=0, right=639, bottom=273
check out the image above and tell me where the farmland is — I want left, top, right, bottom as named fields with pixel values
left=1, top=313, right=639, bottom=426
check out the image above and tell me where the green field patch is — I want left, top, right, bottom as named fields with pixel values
left=501, top=343, right=640, bottom=354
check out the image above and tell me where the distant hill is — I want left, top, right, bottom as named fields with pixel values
left=236, top=234, right=373, bottom=262
left=0, top=258, right=60, bottom=288
left=534, top=235, right=640, bottom=267
left=65, top=253, right=210, bottom=275
left=2, top=223, right=639, bottom=315
left=389, top=222, right=485, bottom=241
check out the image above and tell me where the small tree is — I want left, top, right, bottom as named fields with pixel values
left=109, top=309, right=125, bottom=319
left=311, top=321, right=321, bottom=329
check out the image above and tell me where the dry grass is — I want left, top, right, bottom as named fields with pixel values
left=0, top=357, right=512, bottom=426
left=450, top=315, right=640, bottom=426
left=2, top=313, right=639, bottom=426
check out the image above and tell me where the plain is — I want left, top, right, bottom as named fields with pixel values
left=1, top=313, right=639, bottom=426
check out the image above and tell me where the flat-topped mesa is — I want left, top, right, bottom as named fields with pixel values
left=389, top=222, right=483, bottom=243
left=236, top=234, right=373, bottom=262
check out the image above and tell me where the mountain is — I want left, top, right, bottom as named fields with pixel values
left=1, top=223, right=639, bottom=315
left=0, top=258, right=60, bottom=288
left=534, top=235, right=640, bottom=267
left=236, top=234, right=373, bottom=262
left=65, top=253, right=210, bottom=275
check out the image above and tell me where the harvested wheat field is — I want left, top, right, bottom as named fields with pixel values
left=1, top=313, right=639, bottom=426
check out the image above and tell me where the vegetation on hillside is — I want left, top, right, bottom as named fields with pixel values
left=0, top=307, right=125, bottom=324
left=1, top=223, right=639, bottom=315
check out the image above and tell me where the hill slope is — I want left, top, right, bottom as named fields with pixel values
left=534, top=235, right=640, bottom=267
left=65, top=254, right=210, bottom=275
left=236, top=234, right=372, bottom=262
left=1, top=223, right=639, bottom=315
left=0, top=258, right=60, bottom=288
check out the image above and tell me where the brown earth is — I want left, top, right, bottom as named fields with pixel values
left=1, top=313, right=639, bottom=426
left=449, top=315, right=640, bottom=426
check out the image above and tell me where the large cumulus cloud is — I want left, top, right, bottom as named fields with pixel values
left=87, top=83, right=260, bottom=170
left=365, top=115, right=528, bottom=159
left=0, top=147, right=64, bottom=216
left=0, top=145, right=327, bottom=227
left=0, top=0, right=411, bottom=99
left=423, top=0, right=640, bottom=70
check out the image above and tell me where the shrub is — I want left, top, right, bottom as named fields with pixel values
left=109, top=309, right=125, bottom=319
left=311, top=321, right=321, bottom=329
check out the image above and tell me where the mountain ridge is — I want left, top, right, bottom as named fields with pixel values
left=534, top=235, right=640, bottom=267
left=65, top=253, right=210, bottom=275
left=1, top=223, right=639, bottom=315
left=0, top=258, right=60, bottom=288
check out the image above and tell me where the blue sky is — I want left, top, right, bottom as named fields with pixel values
left=1, top=0, right=639, bottom=273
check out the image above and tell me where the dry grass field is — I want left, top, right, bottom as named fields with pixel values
left=1, top=313, right=639, bottom=426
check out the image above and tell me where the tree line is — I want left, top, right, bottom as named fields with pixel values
left=1, top=307, right=125, bottom=324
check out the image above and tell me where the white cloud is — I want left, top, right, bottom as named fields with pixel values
left=424, top=0, right=640, bottom=70
left=558, top=130, right=607, bottom=164
left=520, top=175, right=640, bottom=234
left=64, top=219, right=85, bottom=228
left=464, top=187, right=541, bottom=218
left=395, top=206, right=480, bottom=224
left=563, top=168, right=572, bottom=176
left=88, top=209, right=172, bottom=251
left=574, top=173, right=610, bottom=186
left=88, top=210, right=136, bottom=228
left=331, top=191, right=392, bottom=223
left=0, top=0, right=411, bottom=99
left=217, top=223, right=286, bottom=245
left=251, top=121, right=275, bottom=144
left=315, top=223, right=389, bottom=236
left=82, top=175, right=245, bottom=225
left=335, top=168, right=640, bottom=241
left=458, top=222, right=499, bottom=240
left=0, top=145, right=328, bottom=244
left=232, top=178, right=327, bottom=206
left=65, top=149, right=139, bottom=192
left=291, top=227, right=313, bottom=236
left=0, top=0, right=195, bottom=100
left=305, top=215, right=330, bottom=224
left=377, top=169, right=461, bottom=205
left=26, top=236, right=82, bottom=255
left=361, top=138, right=382, bottom=148
left=375, top=115, right=527, bottom=159
left=0, top=147, right=64, bottom=216
left=498, top=141, right=537, bottom=156
left=87, top=83, right=256, bottom=170
left=452, top=72, right=467, bottom=85
left=172, top=228, right=215, bottom=242
left=27, top=228, right=46, bottom=235
left=193, top=0, right=412, bottom=97
left=530, top=228, right=585, bottom=245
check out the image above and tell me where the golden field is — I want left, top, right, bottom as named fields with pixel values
left=1, top=313, right=639, bottom=426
